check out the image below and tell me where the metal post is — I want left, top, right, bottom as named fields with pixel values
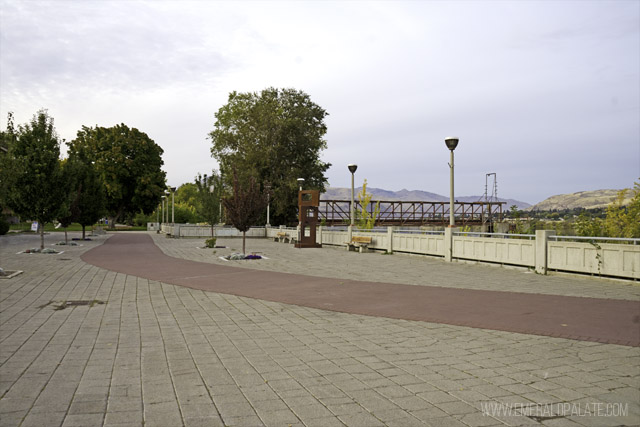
left=348, top=164, right=358, bottom=227
left=171, top=190, right=175, bottom=224
left=351, top=171, right=355, bottom=227
left=450, top=149, right=455, bottom=227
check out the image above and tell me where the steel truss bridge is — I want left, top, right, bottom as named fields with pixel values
left=318, top=200, right=505, bottom=226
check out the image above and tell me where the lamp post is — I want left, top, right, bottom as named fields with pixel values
left=348, top=164, right=358, bottom=227
left=161, top=195, right=166, bottom=228
left=296, top=178, right=304, bottom=245
left=209, top=184, right=216, bottom=237
left=265, top=183, right=271, bottom=227
left=445, top=137, right=459, bottom=227
left=170, top=187, right=176, bottom=224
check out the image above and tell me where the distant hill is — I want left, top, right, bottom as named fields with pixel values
left=528, top=189, right=632, bottom=211
left=321, top=187, right=531, bottom=210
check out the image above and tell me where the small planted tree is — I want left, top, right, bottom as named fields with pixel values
left=355, top=179, right=380, bottom=230
left=222, top=170, right=269, bottom=254
left=195, top=172, right=221, bottom=237
left=4, top=110, right=68, bottom=249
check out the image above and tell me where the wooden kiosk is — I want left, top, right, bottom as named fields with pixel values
left=295, top=190, right=322, bottom=249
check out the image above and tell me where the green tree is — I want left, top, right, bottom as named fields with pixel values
left=175, top=183, right=200, bottom=209
left=65, top=155, right=107, bottom=239
left=574, top=212, right=603, bottom=237
left=623, top=181, right=640, bottom=238
left=603, top=183, right=640, bottom=238
left=195, top=172, right=222, bottom=237
left=68, top=124, right=166, bottom=227
left=355, top=179, right=380, bottom=230
left=222, top=170, right=269, bottom=254
left=209, top=88, right=331, bottom=225
left=4, top=110, right=68, bottom=249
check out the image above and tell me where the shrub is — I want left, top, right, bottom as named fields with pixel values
left=0, top=216, right=9, bottom=235
left=204, top=237, right=217, bottom=248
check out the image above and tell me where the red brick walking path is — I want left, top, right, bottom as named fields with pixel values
left=82, top=233, right=640, bottom=347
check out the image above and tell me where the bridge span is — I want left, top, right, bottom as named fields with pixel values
left=318, top=200, right=505, bottom=226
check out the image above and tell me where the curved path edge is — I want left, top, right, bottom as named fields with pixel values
left=82, top=233, right=640, bottom=347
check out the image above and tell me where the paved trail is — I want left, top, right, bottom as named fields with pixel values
left=82, top=233, right=640, bottom=347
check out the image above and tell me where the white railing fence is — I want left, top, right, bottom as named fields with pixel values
left=152, top=223, right=639, bottom=280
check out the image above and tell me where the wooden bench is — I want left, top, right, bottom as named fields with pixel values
left=345, top=236, right=373, bottom=253
left=274, top=232, right=289, bottom=243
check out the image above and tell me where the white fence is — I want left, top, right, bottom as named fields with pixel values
left=158, top=224, right=639, bottom=280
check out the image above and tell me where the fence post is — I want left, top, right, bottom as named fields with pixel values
left=535, top=230, right=556, bottom=275
left=387, top=226, right=394, bottom=253
left=318, top=225, right=323, bottom=245
left=347, top=225, right=353, bottom=248
left=444, top=227, right=455, bottom=262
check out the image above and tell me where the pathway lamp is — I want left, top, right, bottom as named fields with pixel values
left=445, top=137, right=459, bottom=227
left=170, top=187, right=176, bottom=224
left=348, top=164, right=358, bottom=227
left=161, top=195, right=166, bottom=227
left=265, top=183, right=271, bottom=227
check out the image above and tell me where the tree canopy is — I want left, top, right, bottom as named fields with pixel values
left=209, top=87, right=330, bottom=225
left=194, top=172, right=222, bottom=236
left=222, top=170, right=269, bottom=254
left=2, top=110, right=69, bottom=248
left=68, top=124, right=166, bottom=226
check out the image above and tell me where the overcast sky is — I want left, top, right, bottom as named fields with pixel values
left=1, top=0, right=638, bottom=204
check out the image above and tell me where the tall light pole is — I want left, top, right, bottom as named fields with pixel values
left=348, top=164, right=358, bottom=227
left=265, top=183, right=271, bottom=227
left=445, top=137, right=459, bottom=227
left=296, top=178, right=304, bottom=245
left=170, top=187, right=176, bottom=224
left=161, top=196, right=166, bottom=227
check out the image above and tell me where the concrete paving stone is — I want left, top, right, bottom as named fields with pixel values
left=107, top=397, right=143, bottom=412
left=254, top=408, right=301, bottom=426
left=221, top=415, right=265, bottom=426
left=436, top=401, right=480, bottom=415
left=103, top=410, right=143, bottom=425
left=216, top=400, right=257, bottom=419
left=21, top=410, right=66, bottom=427
left=182, top=415, right=225, bottom=427
left=61, top=413, right=104, bottom=426
left=375, top=384, right=414, bottom=399
left=337, top=411, right=385, bottom=426
left=68, top=399, right=107, bottom=414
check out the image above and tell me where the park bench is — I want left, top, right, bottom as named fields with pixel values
left=274, top=232, right=289, bottom=243
left=346, top=236, right=372, bottom=253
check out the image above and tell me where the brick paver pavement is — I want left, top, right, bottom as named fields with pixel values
left=1, top=231, right=639, bottom=427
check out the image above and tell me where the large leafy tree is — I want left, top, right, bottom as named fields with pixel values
left=3, top=110, right=69, bottom=249
left=194, top=172, right=222, bottom=237
left=210, top=87, right=331, bottom=225
left=222, top=170, right=269, bottom=254
left=68, top=124, right=166, bottom=227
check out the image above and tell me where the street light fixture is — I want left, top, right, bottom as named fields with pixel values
left=297, top=178, right=305, bottom=192
left=170, top=187, right=176, bottom=224
left=265, top=183, right=271, bottom=227
left=348, top=164, right=358, bottom=227
left=161, top=195, right=166, bottom=227
left=445, top=137, right=459, bottom=227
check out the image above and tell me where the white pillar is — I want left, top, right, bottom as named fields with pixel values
left=535, top=230, right=556, bottom=275
left=444, top=226, right=456, bottom=262
left=387, top=226, right=394, bottom=254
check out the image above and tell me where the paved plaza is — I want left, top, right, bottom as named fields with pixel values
left=0, top=231, right=639, bottom=427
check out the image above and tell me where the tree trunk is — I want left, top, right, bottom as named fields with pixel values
left=64, top=228, right=68, bottom=244
left=82, top=225, right=86, bottom=240
left=40, top=223, right=45, bottom=250
left=242, top=231, right=246, bottom=254
left=211, top=224, right=214, bottom=238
